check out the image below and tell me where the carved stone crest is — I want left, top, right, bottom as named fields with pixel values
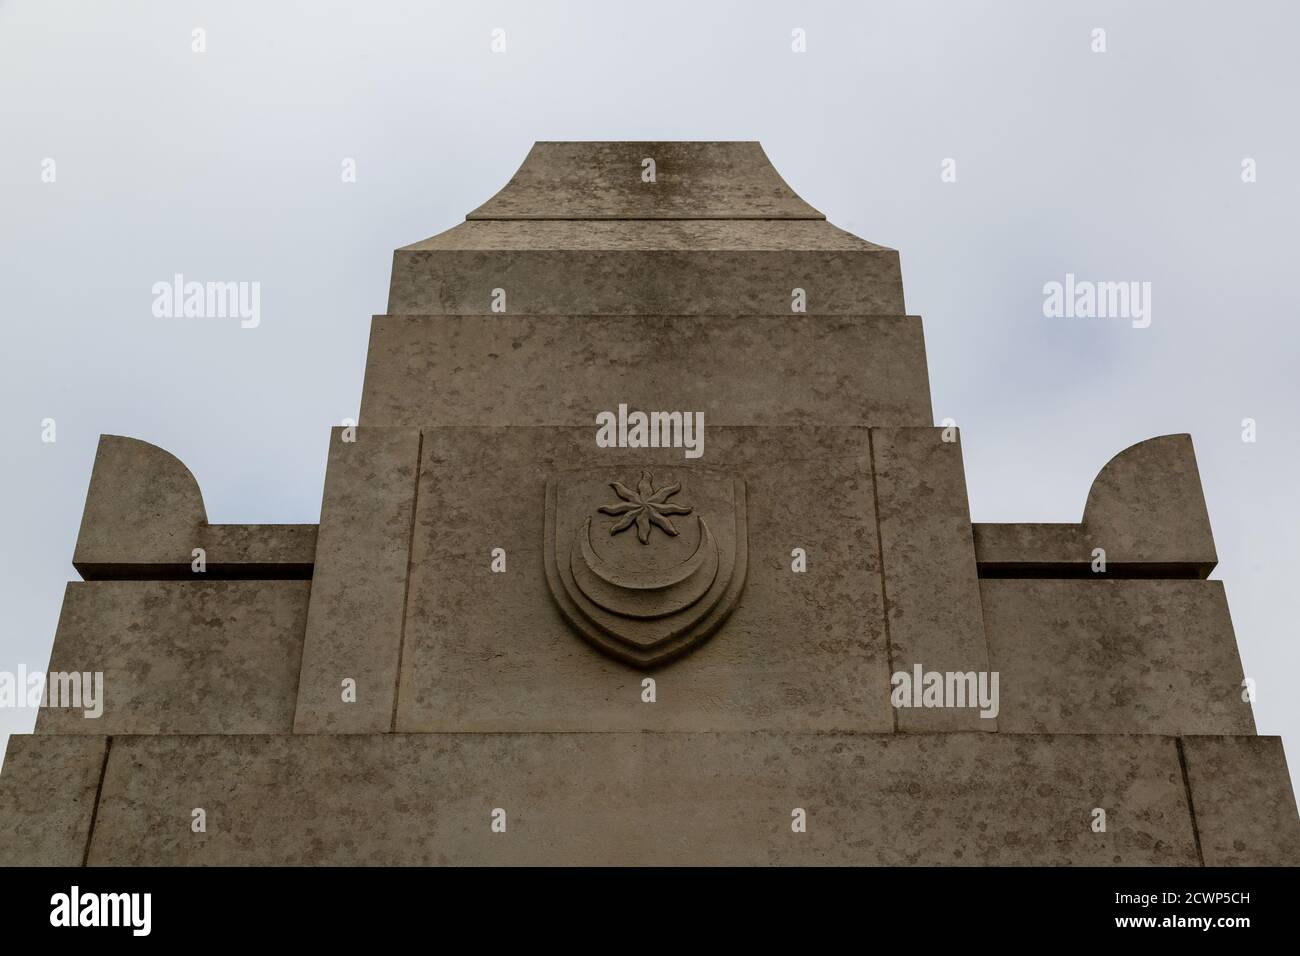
left=544, top=470, right=748, bottom=667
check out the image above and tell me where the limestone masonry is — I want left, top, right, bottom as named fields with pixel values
left=2, top=142, right=1296, bottom=865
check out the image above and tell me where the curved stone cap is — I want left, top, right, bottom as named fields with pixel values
left=74, top=436, right=209, bottom=560
left=466, top=142, right=825, bottom=220
left=1082, top=433, right=1216, bottom=562
left=973, top=434, right=1217, bottom=577
left=72, top=435, right=315, bottom=580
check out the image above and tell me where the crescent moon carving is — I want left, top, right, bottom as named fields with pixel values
left=579, top=515, right=711, bottom=590
left=568, top=516, right=721, bottom=620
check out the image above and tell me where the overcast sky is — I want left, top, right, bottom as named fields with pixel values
left=2, top=0, right=1298, bottom=790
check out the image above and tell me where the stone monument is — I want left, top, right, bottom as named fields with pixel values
left=2, top=142, right=1297, bottom=865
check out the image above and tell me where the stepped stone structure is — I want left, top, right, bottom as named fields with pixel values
left=2, top=141, right=1297, bottom=866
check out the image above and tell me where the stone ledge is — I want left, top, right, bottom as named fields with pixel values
left=81, top=732, right=1209, bottom=866
left=7, top=729, right=1293, bottom=867
left=387, top=243, right=906, bottom=315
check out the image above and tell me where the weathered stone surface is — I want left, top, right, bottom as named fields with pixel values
left=294, top=428, right=421, bottom=734
left=360, top=314, right=931, bottom=428
left=1181, top=735, right=1300, bottom=865
left=981, top=580, right=1255, bottom=735
left=36, top=581, right=309, bottom=735
left=467, top=141, right=824, bottom=220
left=73, top=435, right=315, bottom=580
left=387, top=220, right=905, bottom=315
left=396, top=426, right=893, bottom=732
left=870, top=428, right=994, bottom=732
left=0, top=735, right=106, bottom=866
left=974, top=435, right=1217, bottom=578
left=86, top=732, right=1197, bottom=866
left=5, top=140, right=1291, bottom=871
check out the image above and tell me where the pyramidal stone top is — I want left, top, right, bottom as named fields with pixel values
left=466, top=141, right=825, bottom=220
left=386, top=140, right=904, bottom=317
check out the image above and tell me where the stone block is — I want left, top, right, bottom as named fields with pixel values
left=870, top=428, right=994, bottom=732
left=359, top=314, right=931, bottom=428
left=294, top=427, right=422, bottom=734
left=1181, top=735, right=1300, bottom=865
left=0, top=734, right=107, bottom=866
left=980, top=580, right=1255, bottom=735
left=387, top=220, right=905, bottom=315
left=36, top=581, right=309, bottom=735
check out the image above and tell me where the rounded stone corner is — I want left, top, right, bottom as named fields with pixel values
left=74, top=435, right=209, bottom=562
left=1081, top=434, right=1216, bottom=563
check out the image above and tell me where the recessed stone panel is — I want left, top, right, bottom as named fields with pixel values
left=395, top=426, right=893, bottom=732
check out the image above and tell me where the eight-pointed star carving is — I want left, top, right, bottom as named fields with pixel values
left=598, top=471, right=693, bottom=544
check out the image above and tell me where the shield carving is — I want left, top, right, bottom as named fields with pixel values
left=545, top=469, right=748, bottom=667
